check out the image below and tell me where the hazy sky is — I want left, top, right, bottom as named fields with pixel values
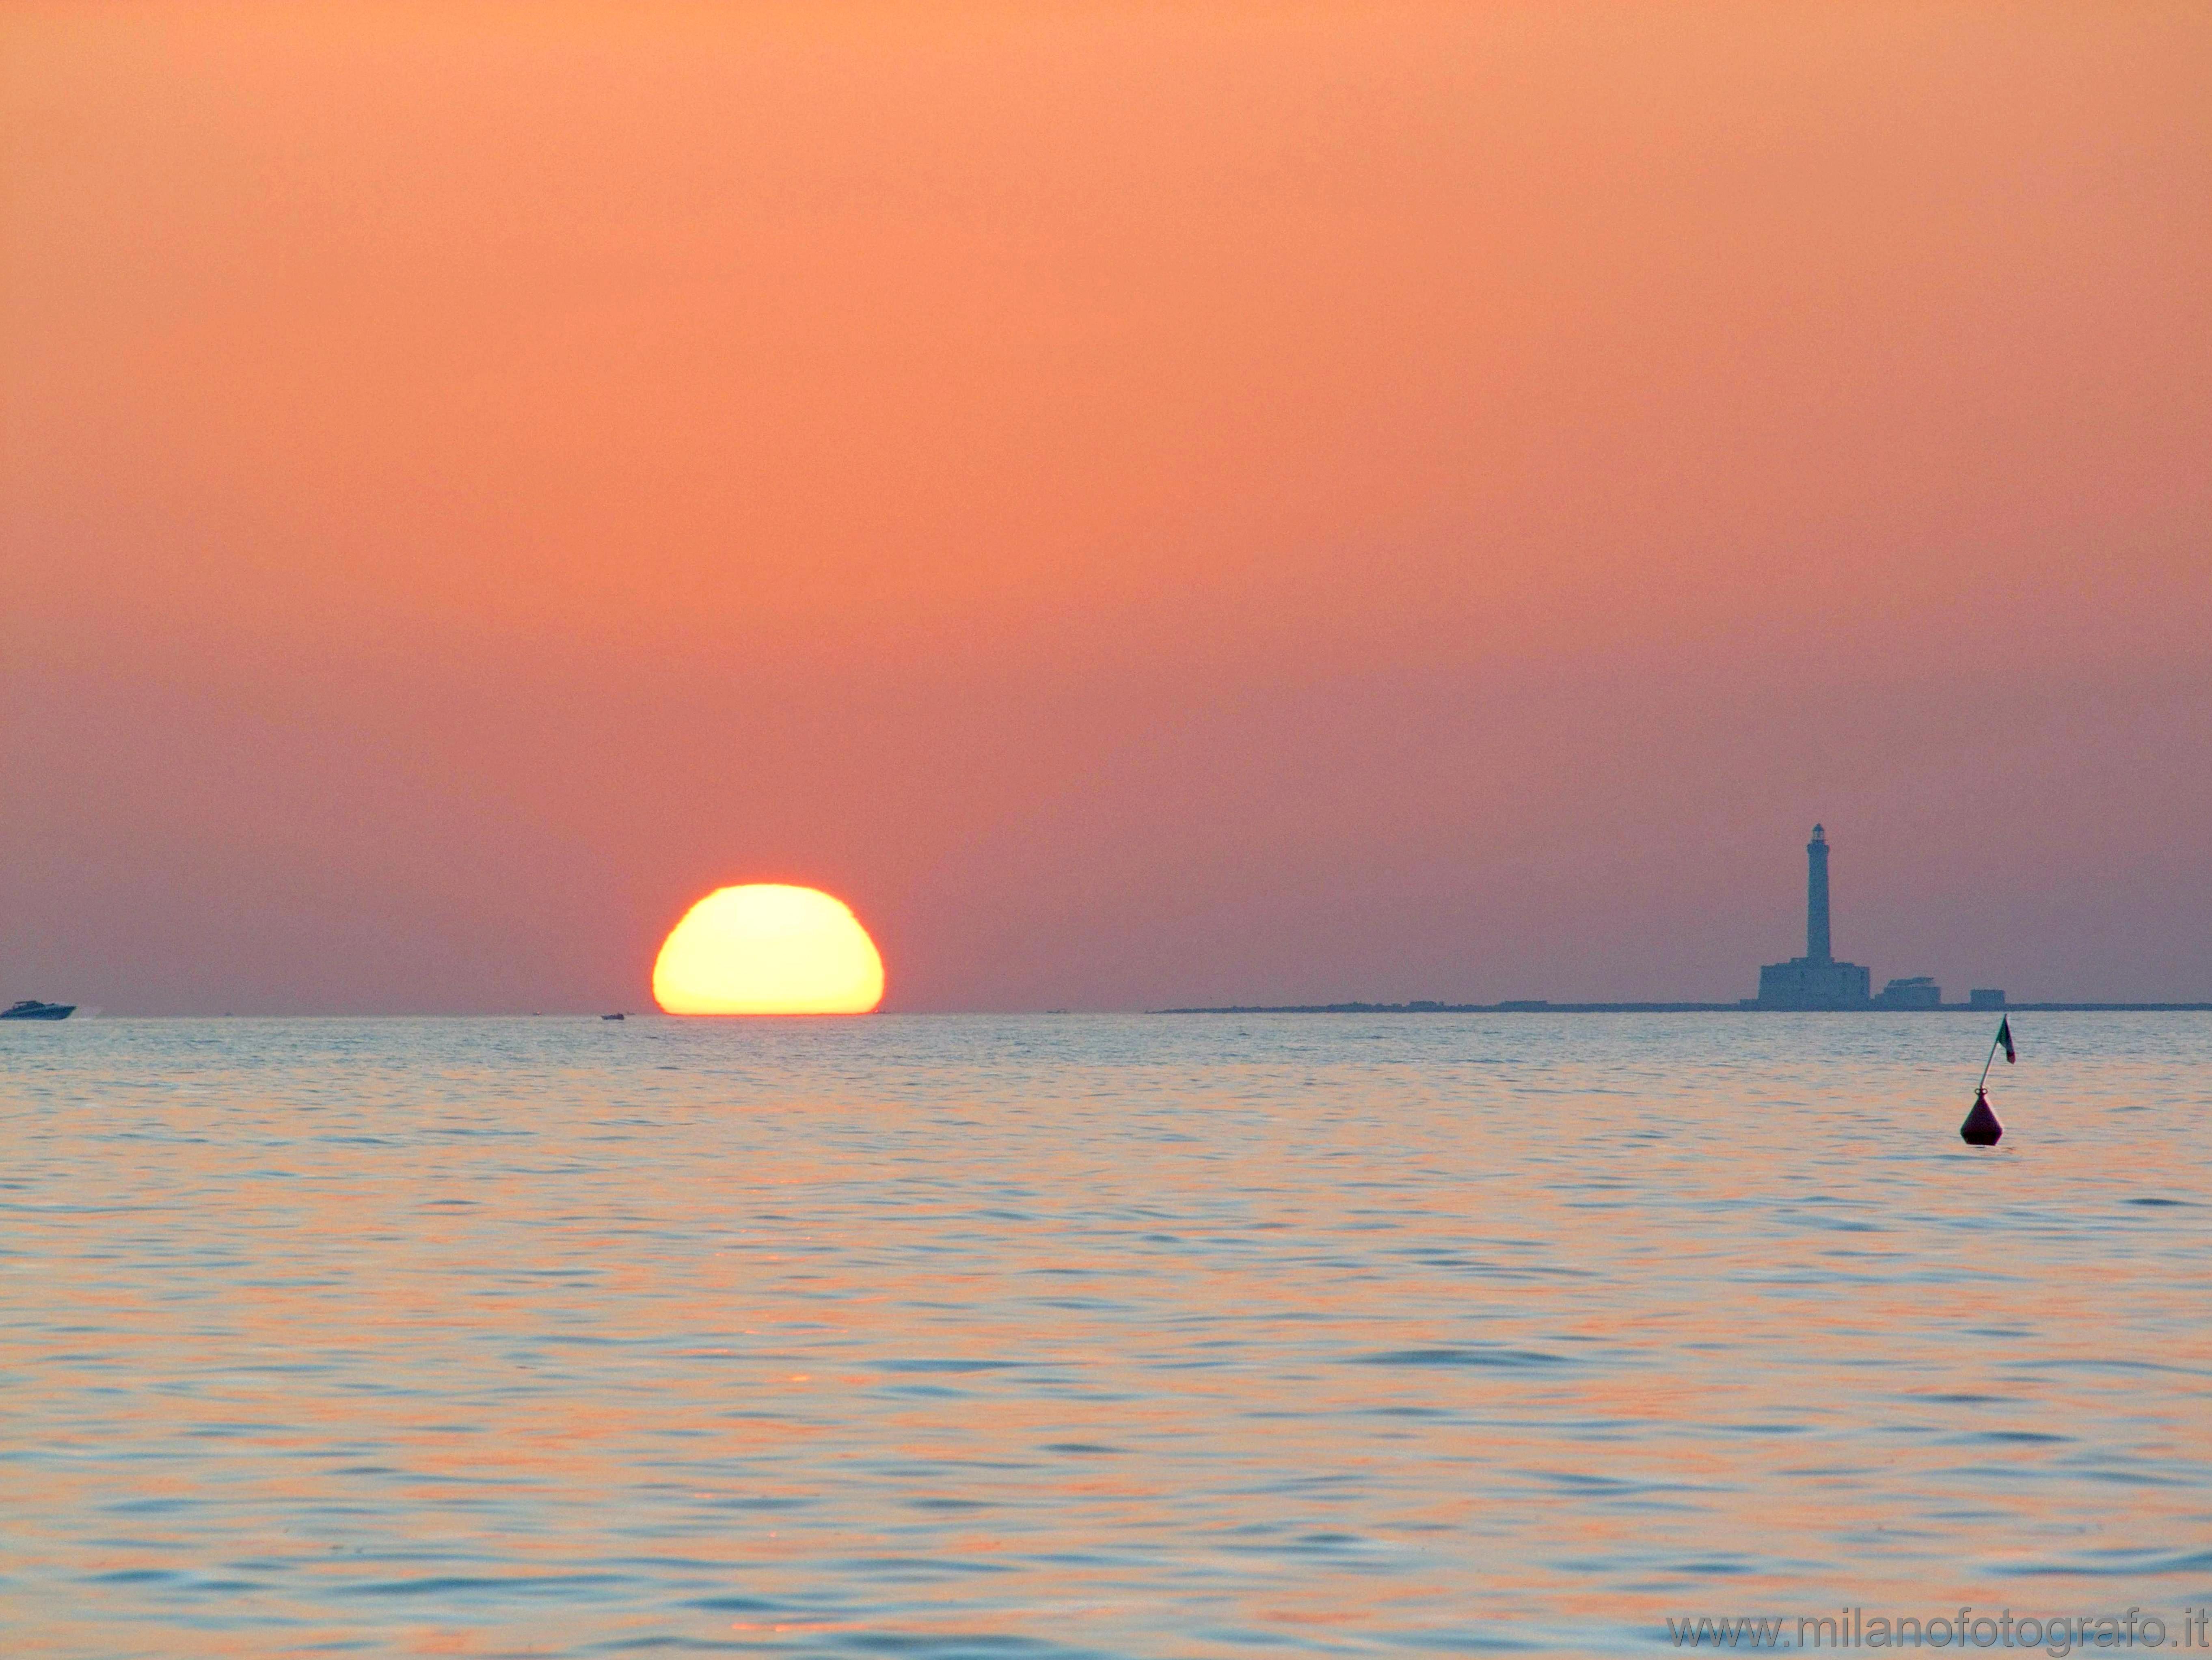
left=5, top=3, right=2208, bottom=1013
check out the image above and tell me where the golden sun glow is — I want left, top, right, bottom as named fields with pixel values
left=652, top=885, right=886, bottom=1015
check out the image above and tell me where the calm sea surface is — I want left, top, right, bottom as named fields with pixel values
left=3, top=1014, right=2208, bottom=1656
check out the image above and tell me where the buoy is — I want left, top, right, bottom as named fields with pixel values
left=1959, top=1086, right=2003, bottom=1146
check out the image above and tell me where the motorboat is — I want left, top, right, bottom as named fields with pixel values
left=2, top=999, right=74, bottom=1021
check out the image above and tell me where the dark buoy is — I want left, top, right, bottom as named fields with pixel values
left=1957, top=1017, right=2015, bottom=1145
left=1959, top=1086, right=2003, bottom=1146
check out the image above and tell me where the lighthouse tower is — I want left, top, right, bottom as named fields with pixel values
left=1753, top=825, right=1871, bottom=1008
left=1806, top=825, right=1832, bottom=962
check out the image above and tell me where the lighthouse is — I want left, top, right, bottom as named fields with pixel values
left=1753, top=826, right=1872, bottom=1009
left=1806, top=824, right=1832, bottom=962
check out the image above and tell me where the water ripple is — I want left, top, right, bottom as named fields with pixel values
left=3, top=1011, right=2208, bottom=1656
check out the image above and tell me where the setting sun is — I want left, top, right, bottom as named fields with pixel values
left=652, top=885, right=886, bottom=1015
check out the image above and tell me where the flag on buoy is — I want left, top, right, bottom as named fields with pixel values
left=1996, top=1017, right=2015, bottom=1064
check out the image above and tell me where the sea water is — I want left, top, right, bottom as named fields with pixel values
left=2, top=1014, right=2207, bottom=1656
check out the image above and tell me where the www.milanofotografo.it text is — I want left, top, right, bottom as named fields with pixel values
left=1664, top=1607, right=2212, bottom=1651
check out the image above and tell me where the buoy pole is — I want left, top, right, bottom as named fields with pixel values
left=1974, top=1027, right=2004, bottom=1094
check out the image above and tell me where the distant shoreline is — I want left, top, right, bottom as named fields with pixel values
left=1152, top=1001, right=2212, bottom=1015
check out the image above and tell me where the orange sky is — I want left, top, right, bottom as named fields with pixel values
left=5, top=2, right=2208, bottom=1011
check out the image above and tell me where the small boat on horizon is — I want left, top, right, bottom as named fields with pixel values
left=2, top=999, right=75, bottom=1021
left=602, top=1012, right=626, bottom=1021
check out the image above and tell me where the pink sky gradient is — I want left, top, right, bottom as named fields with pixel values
left=4, top=3, right=2208, bottom=1012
